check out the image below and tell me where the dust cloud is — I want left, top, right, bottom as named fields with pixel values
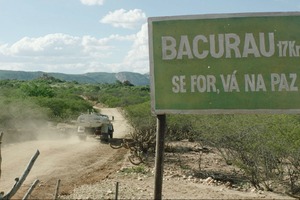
left=1, top=118, right=80, bottom=145
left=0, top=101, right=81, bottom=145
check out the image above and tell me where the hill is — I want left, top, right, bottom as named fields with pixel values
left=0, top=70, right=149, bottom=86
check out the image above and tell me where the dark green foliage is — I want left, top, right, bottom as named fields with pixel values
left=92, top=83, right=150, bottom=107
left=122, top=80, right=134, bottom=86
left=124, top=101, right=156, bottom=130
left=20, top=82, right=55, bottom=97
left=0, top=79, right=93, bottom=124
left=35, top=97, right=92, bottom=121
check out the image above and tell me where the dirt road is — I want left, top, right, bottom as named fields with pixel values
left=0, top=108, right=129, bottom=199
left=1, top=107, right=293, bottom=199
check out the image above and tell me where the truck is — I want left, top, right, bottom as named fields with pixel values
left=76, top=112, right=114, bottom=142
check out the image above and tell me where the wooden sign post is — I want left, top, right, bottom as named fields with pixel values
left=154, top=114, right=166, bottom=199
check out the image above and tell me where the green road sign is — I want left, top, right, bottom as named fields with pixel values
left=148, top=12, right=300, bottom=114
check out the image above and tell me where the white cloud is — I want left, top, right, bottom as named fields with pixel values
left=122, top=23, right=149, bottom=73
left=92, top=23, right=149, bottom=74
left=10, top=34, right=82, bottom=57
left=3, top=33, right=134, bottom=59
left=100, top=9, right=146, bottom=29
left=0, top=32, right=150, bottom=74
left=80, top=0, right=104, bottom=6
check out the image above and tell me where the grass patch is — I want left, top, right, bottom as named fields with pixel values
left=120, top=165, right=149, bottom=175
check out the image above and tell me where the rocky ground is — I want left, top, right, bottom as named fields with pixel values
left=59, top=141, right=293, bottom=199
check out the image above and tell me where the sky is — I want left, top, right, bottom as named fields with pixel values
left=0, top=0, right=299, bottom=75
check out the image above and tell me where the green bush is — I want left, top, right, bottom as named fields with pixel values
left=166, top=114, right=199, bottom=141
left=0, top=79, right=93, bottom=123
left=124, top=101, right=156, bottom=129
left=124, top=101, right=156, bottom=153
left=20, top=82, right=55, bottom=97
left=95, top=84, right=150, bottom=107
left=35, top=97, right=92, bottom=121
left=194, top=114, right=300, bottom=192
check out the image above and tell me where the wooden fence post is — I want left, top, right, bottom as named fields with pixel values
left=115, top=181, right=119, bottom=200
left=54, top=179, right=61, bottom=200
left=22, top=179, right=39, bottom=200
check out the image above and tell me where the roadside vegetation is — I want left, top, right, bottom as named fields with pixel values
left=0, top=75, right=300, bottom=195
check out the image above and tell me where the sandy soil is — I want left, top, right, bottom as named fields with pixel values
left=0, top=107, right=294, bottom=199
left=0, top=107, right=129, bottom=199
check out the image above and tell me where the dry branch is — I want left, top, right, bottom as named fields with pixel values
left=22, top=179, right=39, bottom=200
left=2, top=150, right=40, bottom=200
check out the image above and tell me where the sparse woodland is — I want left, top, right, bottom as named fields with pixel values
left=0, top=75, right=300, bottom=196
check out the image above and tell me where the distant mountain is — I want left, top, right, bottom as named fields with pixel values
left=0, top=70, right=150, bottom=86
